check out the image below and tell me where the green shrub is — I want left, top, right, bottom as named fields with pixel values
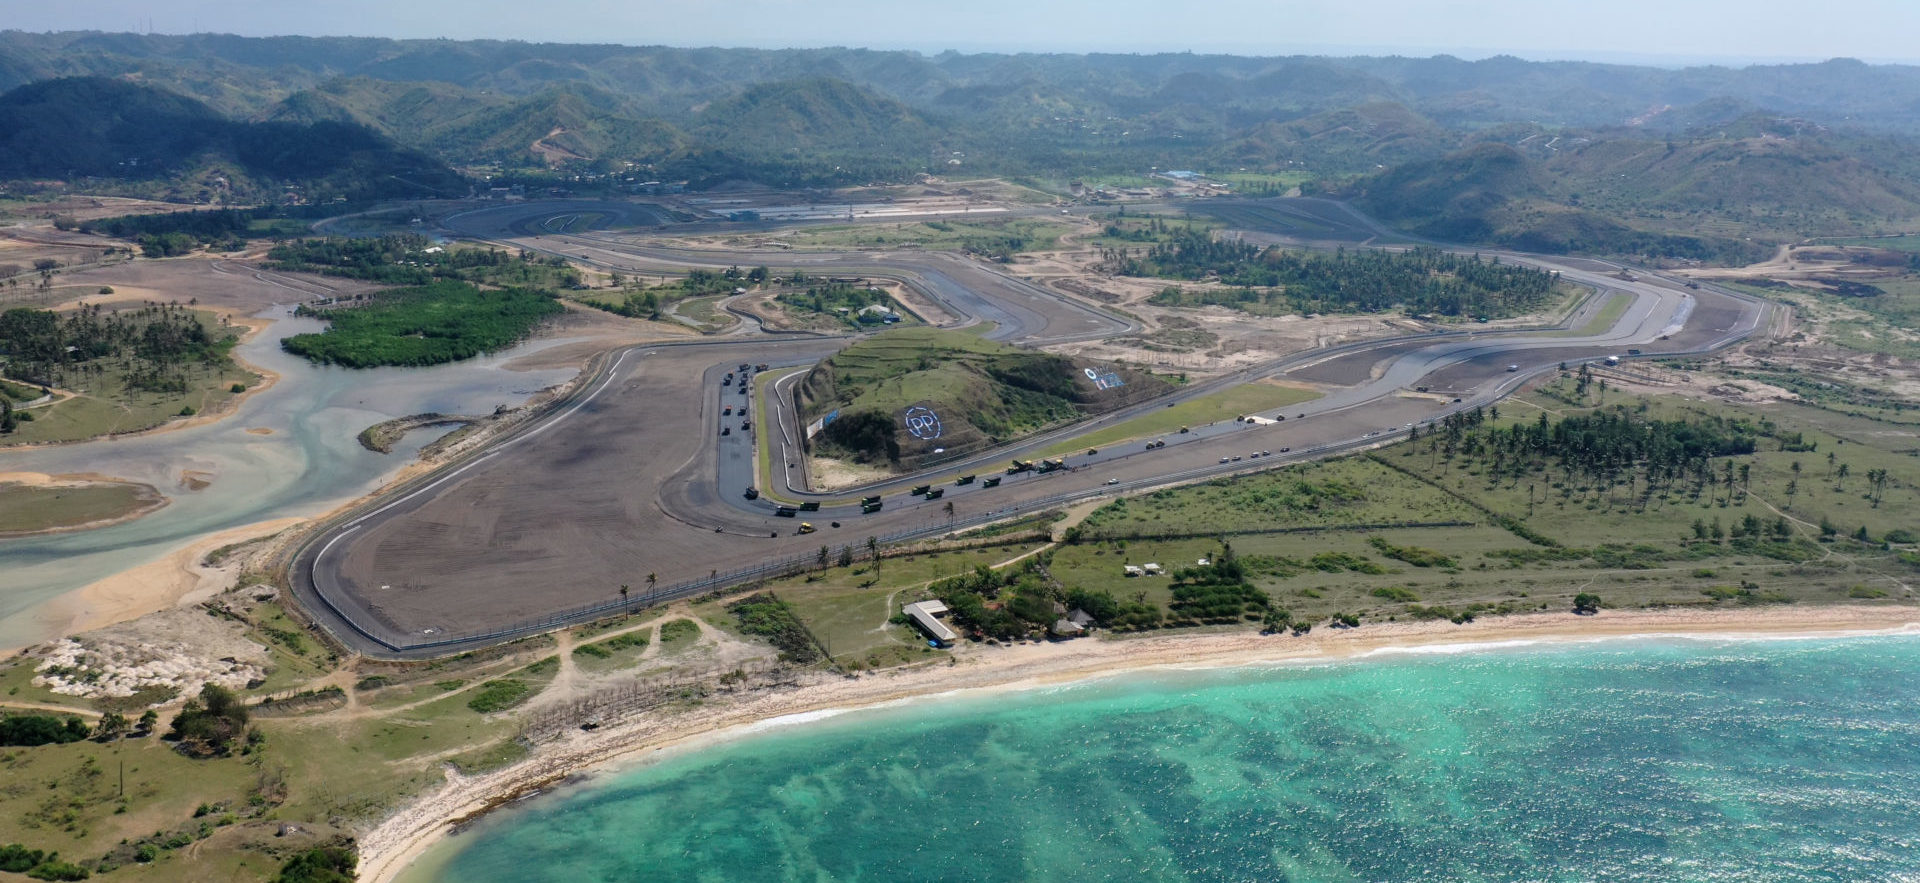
left=1370, top=586, right=1421, bottom=603
left=466, top=679, right=532, bottom=714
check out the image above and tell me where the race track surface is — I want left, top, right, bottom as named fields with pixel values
left=289, top=198, right=1768, bottom=656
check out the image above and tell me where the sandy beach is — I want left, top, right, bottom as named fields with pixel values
left=8, top=516, right=304, bottom=653
left=358, top=603, right=1920, bottom=882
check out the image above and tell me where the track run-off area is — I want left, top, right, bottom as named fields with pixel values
left=288, top=198, right=1770, bottom=657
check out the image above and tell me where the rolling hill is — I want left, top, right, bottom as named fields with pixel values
left=0, top=77, right=467, bottom=202
left=796, top=328, right=1170, bottom=471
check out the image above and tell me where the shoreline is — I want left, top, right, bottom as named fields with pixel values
left=358, top=603, right=1920, bottom=883
left=0, top=312, right=280, bottom=453
left=0, top=471, right=169, bottom=538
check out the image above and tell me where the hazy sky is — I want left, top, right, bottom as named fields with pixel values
left=15, top=0, right=1920, bottom=65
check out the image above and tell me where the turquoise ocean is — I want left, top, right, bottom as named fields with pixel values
left=420, top=636, right=1920, bottom=881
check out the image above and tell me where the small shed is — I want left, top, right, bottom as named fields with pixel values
left=1142, top=563, right=1163, bottom=576
left=1123, top=565, right=1144, bottom=577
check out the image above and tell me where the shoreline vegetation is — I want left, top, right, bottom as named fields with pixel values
left=363, top=604, right=1920, bottom=883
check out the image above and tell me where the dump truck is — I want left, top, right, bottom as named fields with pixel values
left=924, top=488, right=945, bottom=500
left=797, top=522, right=816, bottom=534
left=982, top=476, right=1001, bottom=488
left=861, top=501, right=883, bottom=513
left=1037, top=458, right=1065, bottom=473
left=774, top=506, right=798, bottom=517
left=1008, top=459, right=1035, bottom=474
left=911, top=484, right=931, bottom=496
left=956, top=474, right=976, bottom=485
left=860, top=495, right=882, bottom=506
left=744, top=486, right=759, bottom=500
left=799, top=501, right=820, bottom=512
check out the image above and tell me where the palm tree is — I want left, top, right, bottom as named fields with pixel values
left=646, top=572, right=657, bottom=592
left=1836, top=462, right=1850, bottom=491
left=619, top=584, right=629, bottom=603
left=866, top=536, right=880, bottom=572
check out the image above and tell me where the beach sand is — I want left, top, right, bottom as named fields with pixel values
left=9, top=516, right=303, bottom=653
left=358, top=603, right=1920, bottom=883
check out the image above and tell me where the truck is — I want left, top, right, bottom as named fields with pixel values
left=797, top=522, right=816, bottom=534
left=1007, top=459, right=1034, bottom=474
left=956, top=474, right=976, bottom=485
left=859, top=496, right=882, bottom=506
left=861, top=501, right=883, bottom=514
left=774, top=506, right=798, bottom=517
left=924, top=488, right=945, bottom=500
left=744, top=486, right=759, bottom=500
left=799, top=501, right=820, bottom=512
left=982, top=476, right=1002, bottom=488
left=1605, top=355, right=1621, bottom=366
left=1037, top=458, right=1065, bottom=473
left=910, top=484, right=931, bottom=496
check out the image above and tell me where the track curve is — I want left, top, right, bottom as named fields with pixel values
left=288, top=198, right=1769, bottom=657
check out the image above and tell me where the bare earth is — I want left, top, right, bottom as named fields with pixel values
left=358, top=604, right=1920, bottom=883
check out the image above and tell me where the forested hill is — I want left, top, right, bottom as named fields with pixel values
left=0, top=77, right=467, bottom=202
left=11, top=34, right=1920, bottom=257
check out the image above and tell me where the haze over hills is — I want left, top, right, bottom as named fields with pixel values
left=8, top=31, right=1920, bottom=258
left=0, top=76, right=467, bottom=202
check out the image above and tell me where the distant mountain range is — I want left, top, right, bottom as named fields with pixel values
left=8, top=32, right=1920, bottom=259
left=0, top=77, right=466, bottom=202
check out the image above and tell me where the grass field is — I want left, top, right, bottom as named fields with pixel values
left=672, top=295, right=735, bottom=331
left=766, top=217, right=1075, bottom=254
left=1045, top=388, right=1920, bottom=628
left=760, top=542, right=1049, bottom=667
left=1, top=308, right=255, bottom=446
left=1032, top=380, right=1320, bottom=458
left=1546, top=289, right=1628, bottom=337
left=0, top=482, right=158, bottom=534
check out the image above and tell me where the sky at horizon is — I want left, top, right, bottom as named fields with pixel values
left=11, top=0, right=1920, bottom=66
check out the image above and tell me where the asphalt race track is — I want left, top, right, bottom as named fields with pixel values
left=288, top=198, right=1770, bottom=657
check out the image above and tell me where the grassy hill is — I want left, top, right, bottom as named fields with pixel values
left=1341, top=128, right=1920, bottom=264
left=0, top=77, right=467, bottom=202
left=796, top=328, right=1170, bottom=470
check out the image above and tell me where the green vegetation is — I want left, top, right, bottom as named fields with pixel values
left=282, top=281, right=563, bottom=368
left=0, top=482, right=157, bottom=535
left=274, top=847, right=355, bottom=883
left=769, top=218, right=1072, bottom=260
left=0, top=77, right=466, bottom=203
left=775, top=283, right=903, bottom=329
left=1052, top=390, right=1920, bottom=630
left=1033, top=380, right=1319, bottom=457
left=0, top=303, right=253, bottom=443
left=164, top=684, right=250, bottom=758
left=0, top=714, right=90, bottom=746
left=581, top=266, right=762, bottom=320
left=1129, top=239, right=1562, bottom=319
left=798, top=327, right=1170, bottom=468
left=267, top=234, right=583, bottom=288
left=464, top=679, right=533, bottom=714
left=66, top=208, right=311, bottom=255
left=726, top=593, right=821, bottom=664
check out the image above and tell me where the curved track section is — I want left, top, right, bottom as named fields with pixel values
left=290, top=199, right=1769, bottom=657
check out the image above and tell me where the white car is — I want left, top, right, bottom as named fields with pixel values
left=1106, top=478, right=1120, bottom=485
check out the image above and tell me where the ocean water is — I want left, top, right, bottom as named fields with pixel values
left=422, top=636, right=1920, bottom=882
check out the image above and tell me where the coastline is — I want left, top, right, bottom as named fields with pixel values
left=359, top=603, right=1920, bottom=883
left=5, top=516, right=304, bottom=654
left=0, top=471, right=169, bottom=538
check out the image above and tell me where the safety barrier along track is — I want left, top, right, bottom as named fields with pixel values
left=287, top=201, right=1772, bottom=659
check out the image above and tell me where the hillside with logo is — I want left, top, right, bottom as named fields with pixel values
left=794, top=328, right=1170, bottom=471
